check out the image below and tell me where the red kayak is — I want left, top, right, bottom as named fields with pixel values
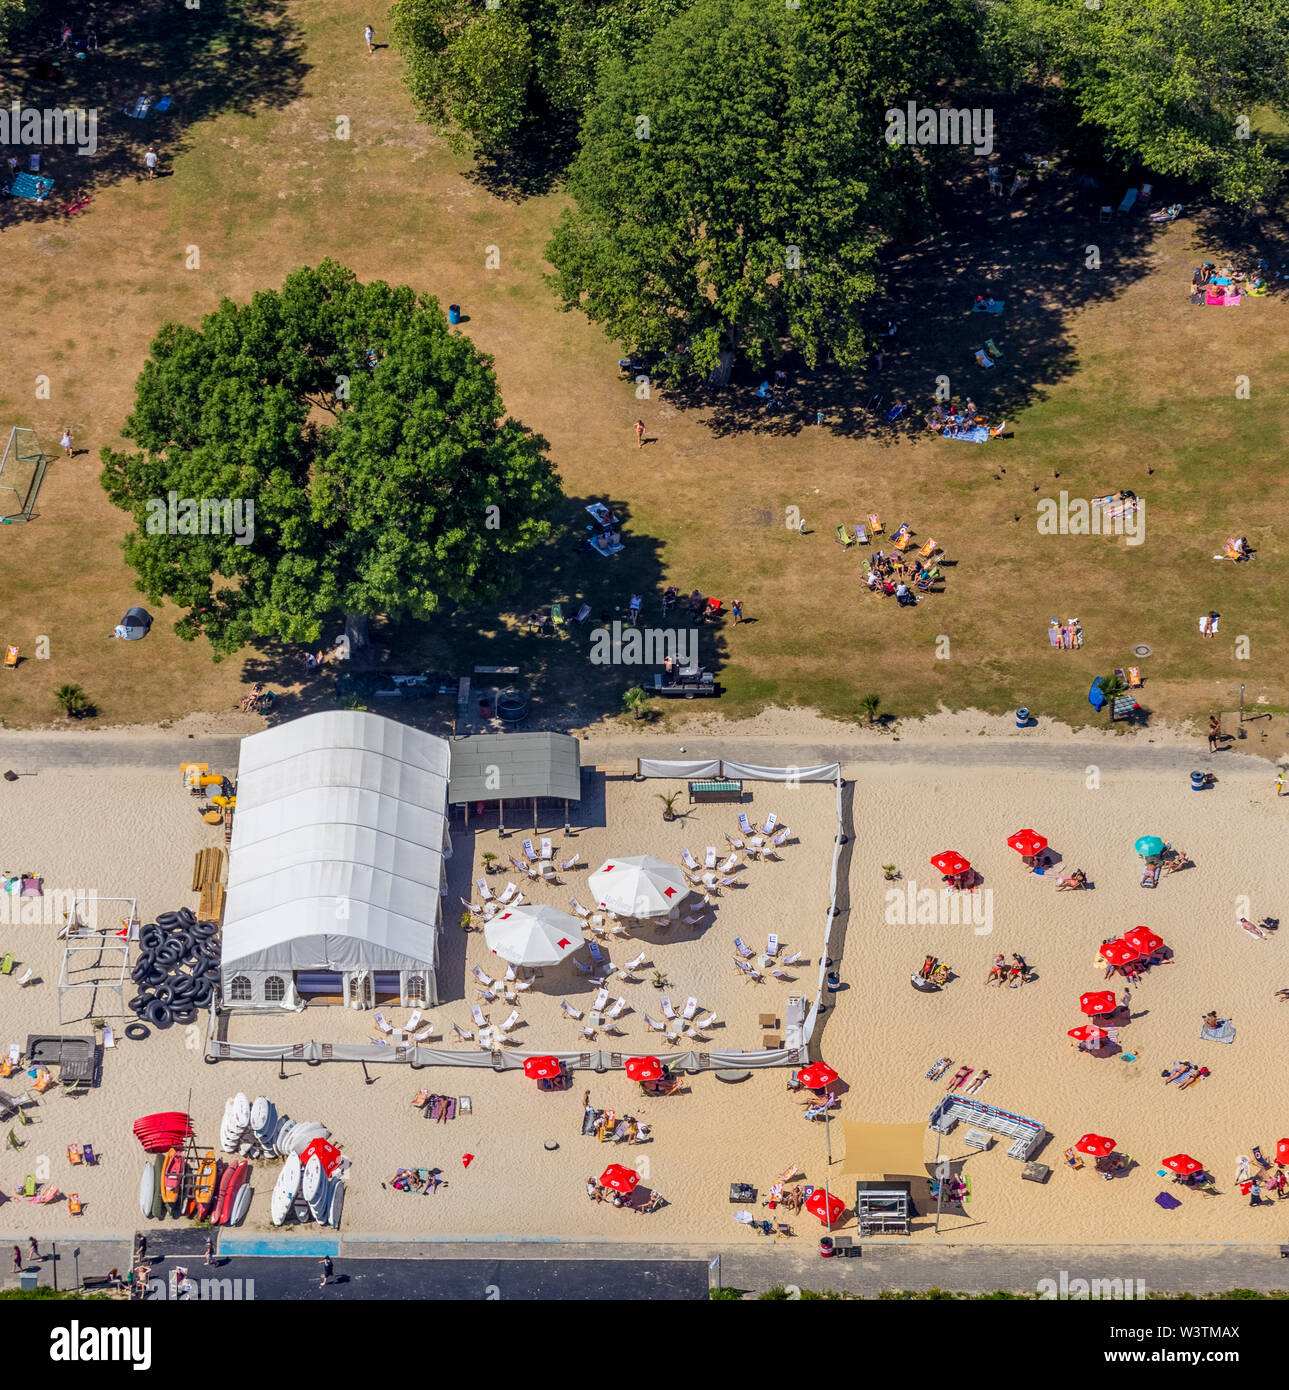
left=215, top=1160, right=250, bottom=1224
left=206, top=1162, right=233, bottom=1224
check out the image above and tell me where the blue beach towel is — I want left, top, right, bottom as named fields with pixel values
left=1154, top=1191, right=1182, bottom=1210
left=7, top=172, right=54, bottom=200
left=972, top=299, right=1005, bottom=314
left=943, top=425, right=989, bottom=443
left=1199, top=1020, right=1236, bottom=1044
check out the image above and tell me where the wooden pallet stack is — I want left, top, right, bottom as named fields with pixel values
left=192, top=846, right=226, bottom=924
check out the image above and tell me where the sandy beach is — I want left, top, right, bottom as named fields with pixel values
left=0, top=728, right=1285, bottom=1249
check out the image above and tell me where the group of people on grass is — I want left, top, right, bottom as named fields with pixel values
left=864, top=551, right=939, bottom=604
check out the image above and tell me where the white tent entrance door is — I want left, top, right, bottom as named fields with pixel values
left=297, top=971, right=345, bottom=1003
left=373, top=971, right=401, bottom=1003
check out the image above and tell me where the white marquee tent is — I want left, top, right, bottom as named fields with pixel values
left=221, top=711, right=451, bottom=1010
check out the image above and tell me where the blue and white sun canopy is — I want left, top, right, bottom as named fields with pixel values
left=221, top=712, right=449, bottom=988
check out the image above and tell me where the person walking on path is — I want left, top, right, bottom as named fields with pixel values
left=634, top=419, right=645, bottom=449
left=318, top=1255, right=333, bottom=1288
left=60, top=428, right=73, bottom=457
left=731, top=598, right=743, bottom=625
left=26, top=1237, right=38, bottom=1263
left=144, top=147, right=158, bottom=179
left=364, top=24, right=374, bottom=52
left=203, top=1237, right=213, bottom=1267
left=10, top=1246, right=20, bottom=1275
left=1208, top=713, right=1221, bottom=752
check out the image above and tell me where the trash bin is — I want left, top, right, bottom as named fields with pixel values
left=825, top=971, right=841, bottom=993
left=448, top=304, right=461, bottom=325
left=1190, top=770, right=1205, bottom=790
left=819, top=1236, right=834, bottom=1258
left=1016, top=706, right=1030, bottom=727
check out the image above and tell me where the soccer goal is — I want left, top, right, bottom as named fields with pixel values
left=0, top=426, right=49, bottom=522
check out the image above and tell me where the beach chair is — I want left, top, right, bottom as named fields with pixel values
left=680, top=848, right=700, bottom=873
left=917, top=538, right=938, bottom=559
left=472, top=966, right=495, bottom=988
left=412, top=1089, right=431, bottom=1108
left=724, top=833, right=744, bottom=849
left=514, top=976, right=534, bottom=994
left=718, top=853, right=738, bottom=874
left=835, top=524, right=856, bottom=548
left=695, top=1013, right=717, bottom=1031
left=373, top=1011, right=393, bottom=1034
left=403, top=1009, right=423, bottom=1033
left=606, top=997, right=628, bottom=1019
left=460, top=897, right=482, bottom=915
left=573, top=956, right=593, bottom=974
left=559, top=854, right=580, bottom=873
left=18, top=1174, right=35, bottom=1197
left=1117, top=187, right=1138, bottom=214
left=734, top=936, right=754, bottom=959
left=592, top=987, right=610, bottom=1013
left=68, top=1144, right=82, bottom=1165
left=477, top=879, right=496, bottom=903
left=502, top=962, right=517, bottom=983
left=551, top=602, right=566, bottom=631
left=620, top=951, right=646, bottom=978
left=684, top=911, right=706, bottom=925
left=499, top=1011, right=519, bottom=1034
left=780, top=950, right=803, bottom=967
left=573, top=603, right=591, bottom=625
left=610, top=920, right=629, bottom=938
left=540, top=838, right=553, bottom=861
left=521, top=839, right=537, bottom=862
left=411, top=1024, right=434, bottom=1043
left=68, top=1193, right=82, bottom=1216
left=660, top=996, right=677, bottom=1020
left=1127, top=666, right=1142, bottom=688
left=0, top=955, right=11, bottom=977
left=854, top=524, right=869, bottom=544
left=738, top=813, right=755, bottom=837
left=644, top=1014, right=665, bottom=1032
left=682, top=996, right=698, bottom=1020
left=561, top=1000, right=584, bottom=1020
left=761, top=813, right=778, bottom=836
left=83, top=1144, right=96, bottom=1166
left=985, top=338, right=1003, bottom=363
left=497, top=882, right=519, bottom=905
left=1141, top=863, right=1160, bottom=889
left=588, top=941, right=608, bottom=969
left=767, top=933, right=780, bottom=957
left=15, top=969, right=32, bottom=987
left=893, top=527, right=913, bottom=552
left=452, top=1022, right=473, bottom=1042
left=705, top=846, right=718, bottom=870
left=771, top=828, right=791, bottom=848
left=6, top=1130, right=21, bottom=1151
left=733, top=958, right=754, bottom=976
left=771, top=969, right=791, bottom=981
left=569, top=898, right=591, bottom=920
left=470, top=1005, right=488, bottom=1028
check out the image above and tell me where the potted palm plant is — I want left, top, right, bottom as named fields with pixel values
left=657, top=791, right=681, bottom=822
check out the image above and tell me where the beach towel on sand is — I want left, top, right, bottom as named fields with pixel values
left=1199, top=1020, right=1236, bottom=1044
left=944, top=426, right=990, bottom=443
left=1154, top=1191, right=1182, bottom=1210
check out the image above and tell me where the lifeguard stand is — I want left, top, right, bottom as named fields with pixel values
left=855, top=1179, right=912, bottom=1236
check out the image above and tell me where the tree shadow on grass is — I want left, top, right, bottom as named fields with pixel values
left=461, top=119, right=580, bottom=204
left=0, top=0, right=307, bottom=227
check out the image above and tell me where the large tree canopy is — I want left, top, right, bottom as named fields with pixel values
left=100, top=262, right=562, bottom=656
left=545, top=0, right=980, bottom=381
left=391, top=0, right=691, bottom=152
left=987, top=0, right=1289, bottom=204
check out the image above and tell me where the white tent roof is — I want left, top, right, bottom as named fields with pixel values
left=222, top=712, right=449, bottom=976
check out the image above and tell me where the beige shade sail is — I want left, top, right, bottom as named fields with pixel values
left=839, top=1121, right=930, bottom=1178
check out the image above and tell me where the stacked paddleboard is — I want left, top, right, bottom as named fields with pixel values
left=252, top=1101, right=346, bottom=1228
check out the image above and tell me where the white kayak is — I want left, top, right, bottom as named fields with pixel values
left=308, top=1175, right=330, bottom=1224
left=327, top=1179, right=345, bottom=1229
left=139, top=1158, right=155, bottom=1219
left=302, top=1153, right=323, bottom=1206
left=230, top=1182, right=253, bottom=1226
left=270, top=1152, right=301, bottom=1226
left=231, top=1093, right=251, bottom=1130
left=251, top=1096, right=276, bottom=1140
left=275, top=1119, right=298, bottom=1158
left=286, top=1122, right=331, bottom=1156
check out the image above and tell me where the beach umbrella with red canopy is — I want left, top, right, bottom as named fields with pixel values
left=1079, top=991, right=1118, bottom=1016
left=1099, top=939, right=1140, bottom=967
left=1163, top=1154, right=1203, bottom=1176
left=1068, top=1025, right=1109, bottom=1042
left=600, top=1164, right=640, bottom=1194
left=1007, top=829, right=1048, bottom=857
left=1123, top=926, right=1164, bottom=956
left=1075, top=1133, right=1117, bottom=1158
left=625, top=1056, right=662, bottom=1082
left=805, top=1188, right=845, bottom=1224
left=931, top=851, right=971, bottom=877
left=799, top=1062, right=839, bottom=1091
left=523, top=1056, right=562, bottom=1080
left=1277, top=1139, right=1289, bottom=1165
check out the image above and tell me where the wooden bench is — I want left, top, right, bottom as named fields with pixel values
left=688, top=779, right=743, bottom=804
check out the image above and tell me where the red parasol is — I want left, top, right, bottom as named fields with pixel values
left=1278, top=1139, right=1289, bottom=1165
left=522, top=1056, right=562, bottom=1080
left=1007, top=829, right=1048, bottom=857
left=931, top=851, right=971, bottom=877
left=1068, top=1025, right=1109, bottom=1042
left=600, top=1163, right=640, bottom=1194
left=1099, top=939, right=1140, bottom=967
left=625, top=1056, right=663, bottom=1082
left=1079, top=991, right=1118, bottom=1016
left=1163, top=1154, right=1202, bottom=1176
left=805, top=1188, right=845, bottom=1224
left=799, top=1062, right=839, bottom=1090
left=1075, top=1133, right=1117, bottom=1157
left=1122, top=926, right=1164, bottom=956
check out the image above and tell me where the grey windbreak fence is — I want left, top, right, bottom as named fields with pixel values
left=210, top=760, right=843, bottom=1069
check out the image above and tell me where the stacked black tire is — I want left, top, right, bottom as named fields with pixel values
left=128, top=908, right=221, bottom=1032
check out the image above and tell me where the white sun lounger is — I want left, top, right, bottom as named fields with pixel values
left=738, top=813, right=755, bottom=836
left=470, top=1005, right=488, bottom=1028
left=541, top=838, right=553, bottom=860
left=499, top=1010, right=519, bottom=1033
left=497, top=882, right=518, bottom=904
left=661, top=996, right=677, bottom=1020
left=761, top=813, right=778, bottom=835
left=561, top=1000, right=584, bottom=1020
left=593, top=987, right=610, bottom=1012
left=682, top=996, right=698, bottom=1020
left=733, top=936, right=754, bottom=959
left=373, top=1010, right=393, bottom=1034
left=569, top=898, right=591, bottom=919
left=681, top=848, right=700, bottom=872
left=644, top=1014, right=665, bottom=1032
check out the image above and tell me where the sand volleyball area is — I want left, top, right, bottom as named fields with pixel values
left=0, top=744, right=1285, bottom=1247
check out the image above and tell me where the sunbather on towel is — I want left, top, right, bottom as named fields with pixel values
left=963, top=1069, right=991, bottom=1095
left=1240, top=917, right=1270, bottom=940
left=947, top=1065, right=972, bottom=1089
left=926, top=1056, right=952, bottom=1080
left=1161, top=1061, right=1191, bottom=1084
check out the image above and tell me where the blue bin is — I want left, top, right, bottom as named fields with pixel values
left=1190, top=771, right=1205, bottom=790
left=1016, top=707, right=1030, bottom=727
left=448, top=304, right=461, bottom=325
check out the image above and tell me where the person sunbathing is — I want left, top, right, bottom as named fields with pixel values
left=919, top=955, right=936, bottom=980
left=1056, top=869, right=1087, bottom=890
left=636, top=1189, right=664, bottom=1214
left=986, top=954, right=1006, bottom=985
left=1240, top=917, right=1270, bottom=940
left=947, top=1065, right=972, bottom=1088
left=1161, top=1061, right=1191, bottom=1083
left=963, top=1069, right=990, bottom=1095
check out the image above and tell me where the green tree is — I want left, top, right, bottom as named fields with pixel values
left=100, top=262, right=562, bottom=657
left=0, top=0, right=34, bottom=50
left=546, top=0, right=979, bottom=381
left=986, top=0, right=1289, bottom=204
